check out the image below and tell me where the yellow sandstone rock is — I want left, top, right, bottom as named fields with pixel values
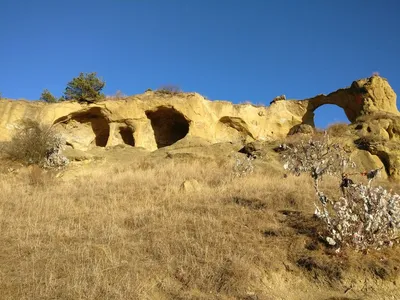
left=1, top=75, right=399, bottom=179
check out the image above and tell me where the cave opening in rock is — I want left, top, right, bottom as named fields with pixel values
left=56, top=107, right=110, bottom=147
left=145, top=106, right=190, bottom=148
left=376, top=151, right=391, bottom=176
left=119, top=126, right=135, bottom=146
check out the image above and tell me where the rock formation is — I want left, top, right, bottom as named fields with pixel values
left=0, top=75, right=399, bottom=178
left=299, top=75, right=398, bottom=126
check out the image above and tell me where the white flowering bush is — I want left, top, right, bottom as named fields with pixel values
left=280, top=133, right=400, bottom=250
left=315, top=183, right=400, bottom=250
left=281, top=133, right=353, bottom=183
left=232, top=154, right=254, bottom=177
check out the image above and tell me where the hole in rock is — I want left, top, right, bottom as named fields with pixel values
left=145, top=106, right=190, bottom=148
left=119, top=127, right=135, bottom=146
left=313, top=104, right=350, bottom=130
left=55, top=107, right=110, bottom=147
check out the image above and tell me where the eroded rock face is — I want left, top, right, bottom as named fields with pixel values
left=0, top=93, right=303, bottom=151
left=350, top=149, right=388, bottom=180
left=352, top=114, right=400, bottom=180
left=54, top=107, right=111, bottom=150
left=299, top=75, right=398, bottom=126
left=0, top=75, right=398, bottom=178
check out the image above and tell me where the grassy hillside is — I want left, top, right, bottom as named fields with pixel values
left=0, top=152, right=399, bottom=300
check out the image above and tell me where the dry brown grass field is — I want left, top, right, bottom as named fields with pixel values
left=1, top=153, right=400, bottom=300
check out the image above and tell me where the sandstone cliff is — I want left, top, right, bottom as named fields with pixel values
left=0, top=75, right=399, bottom=178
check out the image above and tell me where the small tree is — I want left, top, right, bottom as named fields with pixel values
left=63, top=72, right=105, bottom=103
left=281, top=133, right=352, bottom=189
left=40, top=89, right=57, bottom=103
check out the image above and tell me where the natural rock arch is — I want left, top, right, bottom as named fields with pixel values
left=301, top=96, right=355, bottom=127
left=54, top=107, right=110, bottom=148
left=310, top=104, right=350, bottom=128
left=145, top=106, right=190, bottom=148
left=300, top=76, right=398, bottom=127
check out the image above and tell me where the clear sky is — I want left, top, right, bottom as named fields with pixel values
left=1, top=0, right=399, bottom=128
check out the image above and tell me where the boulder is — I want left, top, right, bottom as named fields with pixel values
left=270, top=94, right=286, bottom=105
left=350, top=149, right=387, bottom=179
left=179, top=179, right=201, bottom=193
left=288, top=124, right=314, bottom=136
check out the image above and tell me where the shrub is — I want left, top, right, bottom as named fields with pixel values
left=63, top=72, right=105, bottom=103
left=314, top=183, right=400, bottom=250
left=40, top=89, right=57, bottom=103
left=115, top=90, right=127, bottom=99
left=281, top=133, right=352, bottom=179
left=280, top=133, right=400, bottom=250
left=326, top=122, right=351, bottom=137
left=155, top=85, right=182, bottom=96
left=240, top=100, right=253, bottom=105
left=105, top=90, right=128, bottom=100
left=288, top=124, right=315, bottom=136
left=7, top=119, right=69, bottom=168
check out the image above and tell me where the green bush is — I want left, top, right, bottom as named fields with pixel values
left=40, top=89, right=57, bottom=103
left=63, top=72, right=105, bottom=103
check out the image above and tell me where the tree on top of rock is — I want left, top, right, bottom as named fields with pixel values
left=40, top=89, right=58, bottom=103
left=63, top=72, right=105, bottom=103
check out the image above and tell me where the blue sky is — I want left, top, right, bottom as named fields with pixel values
left=1, top=0, right=399, bottom=128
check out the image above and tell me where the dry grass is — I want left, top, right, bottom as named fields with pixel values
left=0, top=157, right=399, bottom=300
left=105, top=90, right=129, bottom=101
left=326, top=122, right=352, bottom=138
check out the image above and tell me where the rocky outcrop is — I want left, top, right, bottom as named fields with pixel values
left=297, top=75, right=398, bottom=126
left=351, top=113, right=400, bottom=180
left=0, top=93, right=304, bottom=151
left=0, top=75, right=399, bottom=178
left=349, top=149, right=388, bottom=180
